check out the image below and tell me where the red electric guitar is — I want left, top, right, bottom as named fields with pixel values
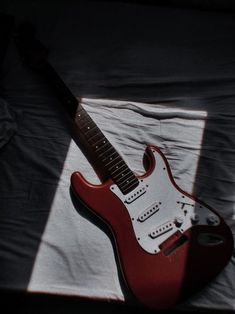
left=16, top=26, right=233, bottom=309
left=70, top=106, right=233, bottom=309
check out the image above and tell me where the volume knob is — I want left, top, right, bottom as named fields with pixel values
left=191, top=213, right=200, bottom=224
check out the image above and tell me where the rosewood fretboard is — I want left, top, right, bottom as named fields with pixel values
left=75, top=104, right=139, bottom=194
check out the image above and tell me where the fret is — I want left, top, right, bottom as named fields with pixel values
left=87, top=132, right=101, bottom=142
left=88, top=134, right=106, bottom=150
left=94, top=142, right=112, bottom=153
left=92, top=137, right=107, bottom=149
left=109, top=162, right=128, bottom=175
left=76, top=108, right=94, bottom=128
left=121, top=179, right=139, bottom=194
left=119, top=176, right=137, bottom=189
left=76, top=121, right=94, bottom=134
left=101, top=149, right=119, bottom=160
left=82, top=124, right=97, bottom=135
left=97, top=145, right=115, bottom=158
left=102, top=152, right=120, bottom=165
left=93, top=137, right=109, bottom=148
left=76, top=108, right=89, bottom=121
left=115, top=171, right=135, bottom=184
left=78, top=114, right=95, bottom=127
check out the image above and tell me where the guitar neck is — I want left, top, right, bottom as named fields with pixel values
left=39, top=61, right=139, bottom=194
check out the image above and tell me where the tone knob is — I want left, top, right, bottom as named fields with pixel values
left=175, top=216, right=184, bottom=227
left=207, top=214, right=219, bottom=225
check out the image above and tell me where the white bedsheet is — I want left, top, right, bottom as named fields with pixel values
left=0, top=0, right=235, bottom=311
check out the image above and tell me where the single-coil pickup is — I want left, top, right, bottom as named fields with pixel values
left=149, top=221, right=173, bottom=239
left=125, top=185, right=147, bottom=204
left=138, top=203, right=159, bottom=222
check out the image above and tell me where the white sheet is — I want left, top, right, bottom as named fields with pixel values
left=0, top=0, right=235, bottom=311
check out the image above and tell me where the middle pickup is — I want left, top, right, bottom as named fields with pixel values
left=138, top=202, right=159, bottom=222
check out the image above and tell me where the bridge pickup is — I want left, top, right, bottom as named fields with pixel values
left=149, top=221, right=173, bottom=239
left=138, top=202, right=159, bottom=222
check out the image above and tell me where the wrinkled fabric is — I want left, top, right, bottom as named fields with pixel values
left=0, top=98, right=17, bottom=148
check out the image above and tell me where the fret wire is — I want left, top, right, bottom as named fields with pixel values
left=91, top=136, right=106, bottom=148
left=83, top=116, right=95, bottom=128
left=78, top=121, right=107, bottom=153
left=112, top=169, right=131, bottom=181
left=81, top=126, right=95, bottom=134
left=76, top=107, right=90, bottom=122
left=79, top=115, right=91, bottom=123
left=76, top=108, right=96, bottom=129
left=76, top=108, right=111, bottom=156
left=86, top=131, right=105, bottom=148
left=77, top=105, right=90, bottom=117
left=102, top=155, right=120, bottom=167
left=108, top=160, right=129, bottom=177
left=100, top=149, right=118, bottom=160
left=94, top=142, right=112, bottom=153
left=121, top=180, right=139, bottom=194
left=115, top=172, right=135, bottom=184
left=83, top=113, right=96, bottom=127
left=78, top=117, right=102, bottom=142
left=112, top=170, right=133, bottom=184
left=76, top=118, right=96, bottom=133
left=83, top=130, right=99, bottom=141
left=88, top=132, right=103, bottom=143
left=109, top=159, right=125, bottom=170
left=120, top=171, right=135, bottom=183
left=83, top=129, right=104, bottom=147
left=109, top=162, right=128, bottom=175
left=93, top=136, right=109, bottom=147
left=97, top=145, right=115, bottom=158
left=112, top=173, right=138, bottom=193
left=78, top=108, right=97, bottom=129
left=76, top=107, right=83, bottom=116
left=118, top=176, right=137, bottom=189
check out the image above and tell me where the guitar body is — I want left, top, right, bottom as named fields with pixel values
left=71, top=145, right=233, bottom=309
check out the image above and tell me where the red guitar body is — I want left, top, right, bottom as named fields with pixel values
left=71, top=145, right=233, bottom=309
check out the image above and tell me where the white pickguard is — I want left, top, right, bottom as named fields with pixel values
left=110, top=147, right=220, bottom=254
